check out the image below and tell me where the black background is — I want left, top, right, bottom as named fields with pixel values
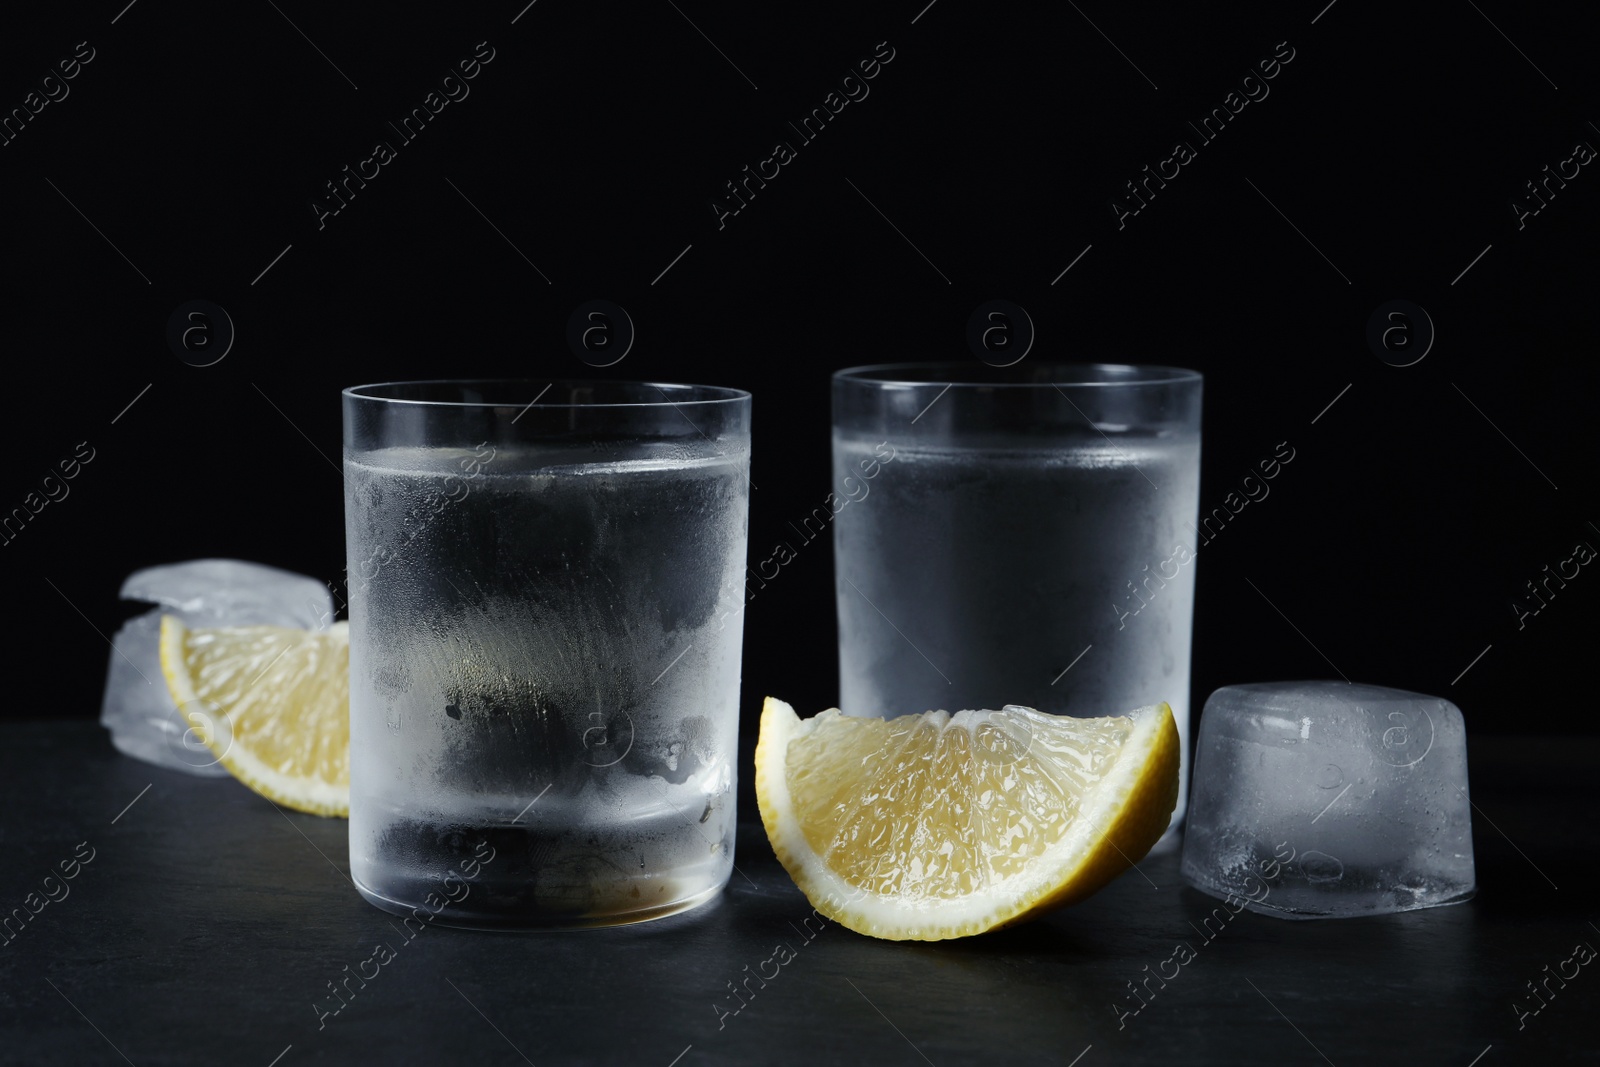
left=3, top=0, right=1596, bottom=757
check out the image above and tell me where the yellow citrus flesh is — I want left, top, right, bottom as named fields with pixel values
left=158, top=615, right=350, bottom=817
left=755, top=697, right=1179, bottom=940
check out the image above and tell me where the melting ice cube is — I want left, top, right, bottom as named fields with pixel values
left=1180, top=680, right=1475, bottom=918
left=99, top=559, right=334, bottom=775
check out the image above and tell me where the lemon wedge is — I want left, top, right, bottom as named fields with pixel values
left=158, top=615, right=350, bottom=817
left=755, top=697, right=1178, bottom=940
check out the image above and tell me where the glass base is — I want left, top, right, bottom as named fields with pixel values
left=1183, top=878, right=1476, bottom=920
left=353, top=874, right=725, bottom=931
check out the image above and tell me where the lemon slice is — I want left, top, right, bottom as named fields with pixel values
left=158, top=615, right=350, bottom=817
left=755, top=697, right=1179, bottom=940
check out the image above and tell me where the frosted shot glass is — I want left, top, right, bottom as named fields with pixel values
left=343, top=380, right=751, bottom=928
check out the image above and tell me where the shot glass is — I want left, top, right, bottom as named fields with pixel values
left=831, top=363, right=1202, bottom=827
left=343, top=380, right=751, bottom=927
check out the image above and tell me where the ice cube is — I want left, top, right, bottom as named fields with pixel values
left=1180, top=681, right=1475, bottom=919
left=119, top=558, right=334, bottom=629
left=100, top=560, right=335, bottom=776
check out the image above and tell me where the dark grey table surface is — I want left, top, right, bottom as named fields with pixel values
left=1, top=722, right=1594, bottom=1066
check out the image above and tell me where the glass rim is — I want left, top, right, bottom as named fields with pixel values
left=833, top=362, right=1202, bottom=388
left=342, top=378, right=751, bottom=409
